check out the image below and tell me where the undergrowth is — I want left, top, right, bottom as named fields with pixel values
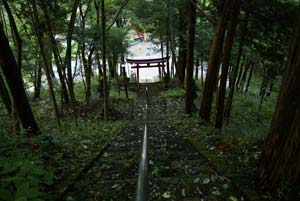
left=159, top=76, right=281, bottom=200
left=0, top=82, right=132, bottom=200
left=160, top=88, right=185, bottom=98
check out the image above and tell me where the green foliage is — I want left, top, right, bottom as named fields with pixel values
left=0, top=155, right=54, bottom=201
left=160, top=74, right=279, bottom=168
left=244, top=0, right=296, bottom=67
left=110, top=89, right=135, bottom=100
left=0, top=76, right=129, bottom=198
left=107, top=27, right=129, bottom=57
left=0, top=131, right=54, bottom=201
left=160, top=88, right=185, bottom=98
left=157, top=77, right=280, bottom=199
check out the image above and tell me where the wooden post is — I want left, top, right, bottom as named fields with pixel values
left=161, top=59, right=166, bottom=78
left=158, top=63, right=162, bottom=81
left=137, top=64, right=140, bottom=84
left=162, top=60, right=165, bottom=77
left=122, top=66, right=129, bottom=99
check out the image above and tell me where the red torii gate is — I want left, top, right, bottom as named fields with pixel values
left=126, top=57, right=169, bottom=83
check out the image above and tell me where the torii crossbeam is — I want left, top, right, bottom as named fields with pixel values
left=126, top=57, right=169, bottom=83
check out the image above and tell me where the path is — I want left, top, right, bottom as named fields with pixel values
left=64, top=84, right=236, bottom=201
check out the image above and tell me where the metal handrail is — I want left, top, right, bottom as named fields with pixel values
left=136, top=86, right=149, bottom=201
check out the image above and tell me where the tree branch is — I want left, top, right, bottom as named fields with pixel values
left=106, top=0, right=128, bottom=31
left=190, top=0, right=215, bottom=24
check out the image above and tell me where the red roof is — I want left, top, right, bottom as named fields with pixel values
left=134, top=29, right=144, bottom=39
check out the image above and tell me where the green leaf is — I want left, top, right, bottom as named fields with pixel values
left=169, top=177, right=179, bottom=185
left=43, top=172, right=54, bottom=185
left=15, top=196, right=28, bottom=201
left=0, top=188, right=13, bottom=201
left=0, top=162, right=18, bottom=176
left=228, top=195, right=238, bottom=201
left=31, top=166, right=44, bottom=176
left=162, top=191, right=171, bottom=199
left=16, top=182, right=30, bottom=197
left=28, top=176, right=39, bottom=186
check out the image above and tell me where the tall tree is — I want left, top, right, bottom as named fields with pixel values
left=39, top=0, right=70, bottom=105
left=176, top=0, right=188, bottom=88
left=238, top=57, right=252, bottom=91
left=244, top=63, right=254, bottom=93
left=199, top=0, right=230, bottom=121
left=94, top=0, right=104, bottom=102
left=215, top=0, right=241, bottom=129
left=79, top=0, right=93, bottom=104
left=0, top=72, right=11, bottom=114
left=65, top=0, right=80, bottom=103
left=29, top=0, right=61, bottom=128
left=224, top=11, right=249, bottom=119
left=184, top=0, right=197, bottom=114
left=34, top=56, right=42, bottom=99
left=166, top=4, right=170, bottom=81
left=256, top=11, right=300, bottom=192
left=1, top=0, right=22, bottom=70
left=102, top=0, right=108, bottom=120
left=0, top=26, right=39, bottom=134
left=168, top=0, right=177, bottom=78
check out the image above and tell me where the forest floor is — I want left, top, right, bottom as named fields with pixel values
left=61, top=82, right=273, bottom=201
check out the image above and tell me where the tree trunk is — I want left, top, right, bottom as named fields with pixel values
left=78, top=47, right=87, bottom=96
left=34, top=56, right=42, bottom=99
left=0, top=72, right=12, bottom=114
left=108, top=56, right=115, bottom=79
left=239, top=58, right=252, bottom=91
left=0, top=5, right=8, bottom=35
left=39, top=0, right=70, bottom=105
left=266, top=66, right=277, bottom=97
left=195, top=57, right=199, bottom=80
left=177, top=2, right=188, bottom=88
left=244, top=63, right=253, bottom=93
left=72, top=45, right=80, bottom=80
left=168, top=0, right=177, bottom=79
left=166, top=3, right=170, bottom=80
left=199, top=0, right=229, bottom=121
left=199, top=0, right=206, bottom=90
left=0, top=27, right=39, bottom=134
left=79, top=2, right=90, bottom=104
left=215, top=0, right=240, bottom=129
left=258, top=66, right=268, bottom=112
left=256, top=12, right=300, bottom=192
left=29, top=0, right=61, bottom=128
left=65, top=0, right=80, bottom=103
left=224, top=11, right=249, bottom=119
left=84, top=49, right=91, bottom=103
left=113, top=53, right=120, bottom=95
left=201, top=56, right=204, bottom=90
left=259, top=65, right=268, bottom=96
left=101, top=0, right=108, bottom=120
left=160, top=39, right=165, bottom=78
left=122, top=66, right=129, bottom=99
left=236, top=55, right=247, bottom=89
left=184, top=0, right=196, bottom=114
left=82, top=45, right=94, bottom=104
left=94, top=0, right=103, bottom=95
left=0, top=5, right=23, bottom=132
left=2, top=0, right=22, bottom=70
left=266, top=77, right=274, bottom=97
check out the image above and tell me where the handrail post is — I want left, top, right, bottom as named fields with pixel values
left=136, top=86, right=149, bottom=201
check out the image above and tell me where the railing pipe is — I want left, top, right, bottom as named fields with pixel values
left=136, top=86, right=149, bottom=201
